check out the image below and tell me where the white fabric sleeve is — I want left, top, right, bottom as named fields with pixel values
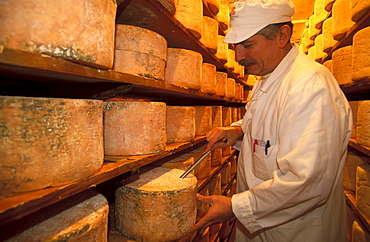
left=230, top=119, right=243, bottom=150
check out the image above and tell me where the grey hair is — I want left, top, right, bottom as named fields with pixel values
left=256, top=22, right=293, bottom=40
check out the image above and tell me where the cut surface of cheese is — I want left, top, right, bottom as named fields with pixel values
left=115, top=167, right=197, bottom=242
left=104, top=101, right=166, bottom=155
left=0, top=96, right=103, bottom=198
left=0, top=0, right=116, bottom=69
left=352, top=27, right=370, bottom=82
left=165, top=48, right=202, bottom=90
left=3, top=190, right=108, bottom=242
left=166, top=106, right=196, bottom=144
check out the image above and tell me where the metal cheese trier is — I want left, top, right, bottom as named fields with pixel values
left=179, top=137, right=228, bottom=179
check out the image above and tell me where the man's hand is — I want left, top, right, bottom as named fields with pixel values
left=191, top=194, right=235, bottom=232
left=206, top=126, right=244, bottom=152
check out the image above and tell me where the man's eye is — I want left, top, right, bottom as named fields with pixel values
left=243, top=44, right=252, bottom=49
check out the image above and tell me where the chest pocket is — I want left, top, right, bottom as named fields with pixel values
left=252, top=142, right=279, bottom=180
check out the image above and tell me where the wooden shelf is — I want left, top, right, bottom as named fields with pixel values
left=345, top=189, right=370, bottom=233
left=0, top=47, right=247, bottom=106
left=349, top=139, right=370, bottom=158
left=0, top=136, right=207, bottom=227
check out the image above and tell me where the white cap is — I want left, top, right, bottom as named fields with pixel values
left=224, top=0, right=296, bottom=44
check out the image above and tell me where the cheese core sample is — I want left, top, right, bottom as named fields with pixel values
left=332, top=46, right=353, bottom=86
left=356, top=101, right=370, bottom=148
left=0, top=96, right=103, bottom=197
left=166, top=106, right=195, bottom=144
left=104, top=101, right=166, bottom=155
left=174, top=0, right=203, bottom=39
left=352, top=27, right=370, bottom=82
left=4, top=190, right=108, bottom=242
left=114, top=24, right=167, bottom=81
left=115, top=167, right=197, bottom=242
left=165, top=48, right=202, bottom=90
left=0, top=0, right=116, bottom=69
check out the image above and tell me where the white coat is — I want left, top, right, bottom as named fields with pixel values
left=230, top=45, right=352, bottom=242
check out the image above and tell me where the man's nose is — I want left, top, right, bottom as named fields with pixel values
left=234, top=45, right=247, bottom=62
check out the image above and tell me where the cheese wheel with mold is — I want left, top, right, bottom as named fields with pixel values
left=343, top=147, right=369, bottom=192
left=115, top=167, right=197, bottom=242
left=216, top=0, right=229, bottom=31
left=103, top=101, right=166, bottom=155
left=174, top=0, right=203, bottom=39
left=165, top=48, right=202, bottom=90
left=189, top=146, right=211, bottom=180
left=200, top=16, right=218, bottom=54
left=201, top=63, right=217, bottom=95
left=3, top=190, right=108, bottom=242
left=356, top=100, right=370, bottom=148
left=322, top=17, right=338, bottom=53
left=215, top=35, right=228, bottom=63
left=0, top=96, right=103, bottom=198
left=0, top=0, right=116, bottom=69
left=356, top=163, right=370, bottom=218
left=114, top=25, right=167, bottom=81
left=332, top=0, right=355, bottom=40
left=332, top=46, right=353, bottom=86
left=166, top=106, right=195, bottom=144
left=215, top=72, right=227, bottom=97
left=352, top=27, right=370, bottom=82
left=195, top=106, right=213, bottom=136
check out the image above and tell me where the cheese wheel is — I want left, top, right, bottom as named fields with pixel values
left=115, top=167, right=197, bottom=242
left=204, top=0, right=220, bottom=15
left=166, top=106, right=196, bottom=144
left=309, top=15, right=320, bottom=40
left=0, top=0, right=116, bottom=69
left=0, top=96, right=103, bottom=197
left=190, top=146, right=211, bottom=180
left=200, top=16, right=218, bottom=54
left=225, top=49, right=236, bottom=71
left=215, top=72, right=227, bottom=97
left=220, top=162, right=231, bottom=185
left=215, top=35, right=228, bottom=63
left=343, top=147, right=370, bottom=191
left=314, top=0, right=328, bottom=29
left=356, top=164, right=370, bottom=218
left=352, top=220, right=370, bottom=242
left=3, top=190, right=108, bottom=242
left=114, top=25, right=167, bottom=81
left=324, top=0, right=335, bottom=11
left=314, top=34, right=325, bottom=61
left=104, top=101, right=166, bottom=155
left=150, top=153, right=194, bottom=172
left=201, top=63, right=217, bottom=95
left=222, top=107, right=232, bottom=126
left=165, top=48, right=202, bottom=90
left=198, top=186, right=210, bottom=218
left=349, top=101, right=359, bottom=140
left=174, top=0, right=203, bottom=39
left=322, top=17, right=338, bottom=53
left=352, top=27, right=370, bottom=82
left=332, top=0, right=355, bottom=40
left=212, top=106, right=223, bottom=128
left=323, top=59, right=333, bottom=73
left=209, top=172, right=222, bottom=195
left=332, top=46, right=353, bottom=86
left=216, top=0, right=230, bottom=31
left=356, top=100, right=370, bottom=148
left=195, top=106, right=213, bottom=136
left=226, top=78, right=236, bottom=99
left=351, top=0, right=370, bottom=22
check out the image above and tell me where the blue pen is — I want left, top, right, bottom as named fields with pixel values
left=265, top=140, right=270, bottom=155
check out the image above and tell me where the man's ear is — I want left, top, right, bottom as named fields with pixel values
left=278, top=25, right=291, bottom=48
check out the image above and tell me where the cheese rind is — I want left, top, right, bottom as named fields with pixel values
left=0, top=0, right=116, bottom=69
left=0, top=96, right=103, bottom=197
left=103, top=101, right=166, bottom=155
left=332, top=46, right=353, bottom=86
left=166, top=106, right=196, bottom=144
left=356, top=100, right=370, bottom=148
left=352, top=27, right=370, bottom=82
left=356, top=164, right=370, bottom=218
left=174, top=0, right=203, bottom=39
left=115, top=168, right=197, bottom=242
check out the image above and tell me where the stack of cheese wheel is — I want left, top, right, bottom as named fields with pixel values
left=114, top=25, right=168, bottom=81
left=103, top=100, right=166, bottom=155
left=352, top=27, right=370, bottom=82
left=115, top=167, right=197, bottom=242
left=0, top=0, right=116, bottom=69
left=174, top=0, right=203, bottom=39
left=166, top=106, right=195, bottom=144
left=2, top=190, right=108, bottom=241
left=165, top=48, right=202, bottom=90
left=0, top=96, right=103, bottom=198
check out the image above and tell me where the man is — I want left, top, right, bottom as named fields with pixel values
left=191, top=0, right=352, bottom=241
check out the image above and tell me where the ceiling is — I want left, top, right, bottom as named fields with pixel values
left=290, top=0, right=315, bottom=43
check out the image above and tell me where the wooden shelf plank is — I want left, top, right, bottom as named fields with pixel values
left=0, top=136, right=207, bottom=226
left=345, top=189, right=370, bottom=233
left=349, top=139, right=370, bottom=158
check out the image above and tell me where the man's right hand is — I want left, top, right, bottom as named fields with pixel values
left=205, top=126, right=244, bottom=152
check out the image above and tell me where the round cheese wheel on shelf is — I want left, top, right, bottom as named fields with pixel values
left=174, top=0, right=203, bottom=39
left=352, top=26, right=370, bottom=82
left=332, top=46, right=353, bottom=86
left=3, top=190, right=108, bottom=242
left=0, top=0, right=116, bottom=69
left=114, top=25, right=167, bottom=81
left=356, top=100, right=370, bottom=148
left=166, top=106, right=195, bottom=144
left=332, top=0, right=355, bottom=41
left=115, top=167, right=197, bottom=242
left=0, top=96, right=103, bottom=198
left=201, top=63, right=217, bottom=95
left=103, top=101, right=166, bottom=155
left=200, top=16, right=218, bottom=54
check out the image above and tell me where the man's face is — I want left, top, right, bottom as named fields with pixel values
left=234, top=34, right=280, bottom=76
